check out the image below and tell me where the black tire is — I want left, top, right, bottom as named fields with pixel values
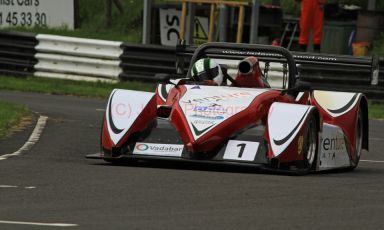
left=301, top=114, right=319, bottom=173
left=350, top=108, right=363, bottom=169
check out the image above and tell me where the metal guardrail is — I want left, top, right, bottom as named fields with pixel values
left=36, top=34, right=123, bottom=59
left=0, top=31, right=37, bottom=76
left=119, top=43, right=177, bottom=81
left=0, top=31, right=383, bottom=98
left=34, top=34, right=123, bottom=82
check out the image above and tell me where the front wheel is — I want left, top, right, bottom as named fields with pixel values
left=300, top=114, right=319, bottom=173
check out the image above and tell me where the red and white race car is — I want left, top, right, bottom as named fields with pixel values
left=87, top=43, right=369, bottom=174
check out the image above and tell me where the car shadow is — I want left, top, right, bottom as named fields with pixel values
left=91, top=159, right=317, bottom=176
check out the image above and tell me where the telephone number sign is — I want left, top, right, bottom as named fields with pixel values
left=0, top=0, right=74, bottom=29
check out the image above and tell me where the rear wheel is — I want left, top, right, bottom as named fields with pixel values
left=301, top=114, right=318, bottom=173
left=351, top=108, right=363, bottom=169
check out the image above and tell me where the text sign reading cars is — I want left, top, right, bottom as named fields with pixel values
left=0, top=0, right=74, bottom=29
left=133, top=143, right=184, bottom=157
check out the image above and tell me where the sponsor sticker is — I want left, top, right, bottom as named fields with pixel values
left=133, top=143, right=183, bottom=157
left=193, top=105, right=227, bottom=114
left=192, top=120, right=215, bottom=125
left=190, top=114, right=224, bottom=120
left=318, top=123, right=350, bottom=169
left=297, top=135, right=304, bottom=155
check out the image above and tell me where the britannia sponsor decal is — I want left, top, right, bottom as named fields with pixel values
left=133, top=143, right=184, bottom=157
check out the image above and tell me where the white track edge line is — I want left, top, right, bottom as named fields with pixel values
left=0, top=116, right=48, bottom=161
left=0, top=220, right=78, bottom=227
left=360, top=160, right=384, bottom=163
left=0, top=185, right=18, bottom=188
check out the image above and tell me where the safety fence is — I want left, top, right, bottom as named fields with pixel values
left=34, top=34, right=123, bottom=82
left=119, top=43, right=176, bottom=81
left=0, top=31, right=383, bottom=98
left=0, top=31, right=37, bottom=77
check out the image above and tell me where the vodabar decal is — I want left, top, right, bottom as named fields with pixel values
left=133, top=143, right=184, bottom=157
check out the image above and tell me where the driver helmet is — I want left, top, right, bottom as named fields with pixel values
left=191, top=58, right=223, bottom=85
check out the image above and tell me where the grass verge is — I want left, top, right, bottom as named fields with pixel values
left=369, top=102, right=384, bottom=119
left=0, top=76, right=155, bottom=98
left=0, top=75, right=155, bottom=138
left=0, top=101, right=29, bottom=138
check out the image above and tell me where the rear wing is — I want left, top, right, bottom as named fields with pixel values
left=176, top=42, right=380, bottom=86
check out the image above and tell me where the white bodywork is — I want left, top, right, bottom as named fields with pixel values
left=106, top=89, right=155, bottom=145
left=313, top=91, right=360, bottom=117
left=179, top=85, right=268, bottom=140
left=313, top=90, right=363, bottom=170
left=268, top=102, right=315, bottom=157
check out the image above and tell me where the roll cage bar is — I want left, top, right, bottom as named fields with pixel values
left=176, top=42, right=380, bottom=89
left=185, top=42, right=297, bottom=89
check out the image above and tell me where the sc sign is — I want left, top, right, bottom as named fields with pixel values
left=0, top=0, right=74, bottom=29
left=159, top=8, right=208, bottom=46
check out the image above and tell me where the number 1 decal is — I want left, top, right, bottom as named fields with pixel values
left=237, top=143, right=246, bottom=158
left=223, top=140, right=259, bottom=161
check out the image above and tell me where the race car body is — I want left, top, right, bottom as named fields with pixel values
left=87, top=43, right=369, bottom=174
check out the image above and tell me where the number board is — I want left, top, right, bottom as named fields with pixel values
left=223, top=140, right=259, bottom=161
left=0, top=0, right=74, bottom=29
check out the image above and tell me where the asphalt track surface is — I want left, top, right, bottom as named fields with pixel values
left=0, top=90, right=384, bottom=230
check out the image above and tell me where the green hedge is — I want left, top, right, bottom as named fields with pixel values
left=372, top=33, right=384, bottom=55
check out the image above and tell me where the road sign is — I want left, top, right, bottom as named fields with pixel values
left=193, top=17, right=208, bottom=45
left=159, top=8, right=208, bottom=46
left=0, top=0, right=74, bottom=29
